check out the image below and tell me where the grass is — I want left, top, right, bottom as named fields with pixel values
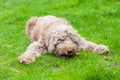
left=0, top=0, right=120, bottom=80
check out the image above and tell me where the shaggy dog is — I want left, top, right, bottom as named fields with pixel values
left=18, top=15, right=109, bottom=64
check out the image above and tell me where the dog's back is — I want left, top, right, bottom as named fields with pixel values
left=26, top=15, right=70, bottom=41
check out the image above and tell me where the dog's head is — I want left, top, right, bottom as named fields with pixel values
left=48, top=30, right=80, bottom=57
left=55, top=38, right=79, bottom=57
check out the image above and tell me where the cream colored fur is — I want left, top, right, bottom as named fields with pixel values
left=18, top=15, right=109, bottom=64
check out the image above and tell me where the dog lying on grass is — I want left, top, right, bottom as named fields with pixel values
left=18, top=15, right=109, bottom=64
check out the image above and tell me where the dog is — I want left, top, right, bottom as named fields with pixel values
left=18, top=15, right=109, bottom=64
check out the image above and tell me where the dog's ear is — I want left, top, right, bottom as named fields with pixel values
left=48, top=33, right=57, bottom=53
left=48, top=32, right=65, bottom=53
left=69, top=31, right=83, bottom=49
left=26, top=16, right=38, bottom=35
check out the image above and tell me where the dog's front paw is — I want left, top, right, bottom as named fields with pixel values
left=94, top=45, right=109, bottom=54
left=18, top=53, right=35, bottom=64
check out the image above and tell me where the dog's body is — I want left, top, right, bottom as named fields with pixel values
left=18, top=15, right=109, bottom=64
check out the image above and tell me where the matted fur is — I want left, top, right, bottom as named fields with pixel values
left=18, top=15, right=109, bottom=64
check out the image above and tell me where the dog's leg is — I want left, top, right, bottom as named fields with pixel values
left=71, top=32, right=109, bottom=54
left=18, top=41, right=46, bottom=64
left=80, top=38, right=109, bottom=54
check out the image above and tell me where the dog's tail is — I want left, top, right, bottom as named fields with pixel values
left=26, top=16, right=38, bottom=36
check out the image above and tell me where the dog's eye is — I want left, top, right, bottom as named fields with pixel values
left=72, top=38, right=78, bottom=44
left=57, top=39, right=64, bottom=41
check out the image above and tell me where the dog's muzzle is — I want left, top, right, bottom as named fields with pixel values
left=67, top=49, right=73, bottom=54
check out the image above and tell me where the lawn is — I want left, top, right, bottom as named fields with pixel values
left=0, top=0, right=120, bottom=80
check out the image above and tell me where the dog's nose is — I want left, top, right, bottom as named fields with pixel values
left=67, top=50, right=73, bottom=54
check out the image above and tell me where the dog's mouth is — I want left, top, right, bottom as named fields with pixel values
left=60, top=54, right=74, bottom=58
left=59, top=51, right=79, bottom=58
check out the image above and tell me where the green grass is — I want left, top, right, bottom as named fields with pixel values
left=0, top=0, right=120, bottom=80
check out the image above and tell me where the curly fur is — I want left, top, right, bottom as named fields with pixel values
left=18, top=15, right=109, bottom=64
